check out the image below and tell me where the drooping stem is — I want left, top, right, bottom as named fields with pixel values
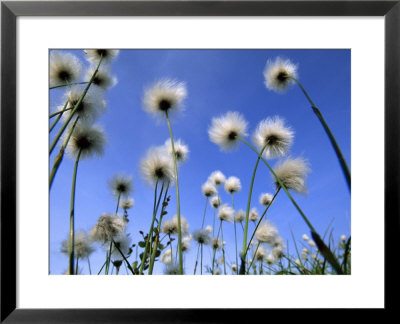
left=49, top=116, right=80, bottom=189
left=245, top=188, right=280, bottom=255
left=290, top=76, right=351, bottom=191
left=68, top=149, right=82, bottom=275
left=201, top=197, right=209, bottom=229
left=238, top=137, right=343, bottom=274
left=239, top=141, right=269, bottom=275
left=49, top=100, right=69, bottom=132
left=231, top=194, right=238, bottom=274
left=165, top=111, right=183, bottom=274
left=49, top=55, right=103, bottom=155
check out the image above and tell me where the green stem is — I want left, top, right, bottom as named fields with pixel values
left=238, top=137, right=343, bottom=274
left=97, top=260, right=106, bottom=275
left=201, top=197, right=208, bottom=229
left=111, top=238, right=135, bottom=275
left=87, top=257, right=92, bottom=275
left=75, top=256, right=79, bottom=275
left=49, top=55, right=103, bottom=155
left=165, top=112, right=183, bottom=274
left=239, top=141, right=269, bottom=274
left=115, top=193, right=121, bottom=215
left=139, top=181, right=159, bottom=275
left=200, top=243, right=203, bottom=275
left=105, top=241, right=113, bottom=275
left=148, top=182, right=170, bottom=274
left=231, top=194, right=238, bottom=275
left=193, top=243, right=201, bottom=275
left=68, top=149, right=82, bottom=275
left=220, top=221, right=226, bottom=275
left=247, top=242, right=260, bottom=274
left=49, top=100, right=69, bottom=132
left=50, top=81, right=89, bottom=90
left=245, top=188, right=280, bottom=255
left=290, top=76, right=351, bottom=191
left=49, top=116, right=80, bottom=189
left=49, top=107, right=73, bottom=119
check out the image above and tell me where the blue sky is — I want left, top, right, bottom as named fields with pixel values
left=50, top=49, right=350, bottom=275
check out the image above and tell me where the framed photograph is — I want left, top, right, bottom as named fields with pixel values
left=1, top=0, right=398, bottom=321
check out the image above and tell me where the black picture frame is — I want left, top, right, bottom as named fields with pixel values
left=1, top=0, right=398, bottom=322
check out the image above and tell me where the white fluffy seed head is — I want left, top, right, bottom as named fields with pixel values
left=211, top=237, right=222, bottom=250
left=209, top=170, right=226, bottom=186
left=60, top=230, right=94, bottom=258
left=217, top=204, right=234, bottom=222
left=140, top=147, right=174, bottom=186
left=273, top=157, right=310, bottom=194
left=164, top=263, right=181, bottom=275
left=50, top=51, right=82, bottom=86
left=164, top=138, right=189, bottom=164
left=142, top=79, right=187, bottom=118
left=255, top=220, right=278, bottom=245
left=205, top=225, right=212, bottom=233
left=90, top=213, right=126, bottom=243
left=182, top=235, right=191, bottom=252
left=109, top=173, right=133, bottom=199
left=210, top=196, right=221, bottom=209
left=66, top=124, right=106, bottom=160
left=201, top=181, right=217, bottom=197
left=340, top=235, right=347, bottom=242
left=259, top=193, right=273, bottom=207
left=64, top=86, right=106, bottom=123
left=208, top=111, right=248, bottom=151
left=263, top=57, right=298, bottom=93
left=87, top=67, right=117, bottom=90
left=84, top=49, right=119, bottom=63
left=224, top=176, right=241, bottom=194
left=255, top=245, right=268, bottom=261
left=192, top=229, right=211, bottom=245
left=266, top=254, right=275, bottom=265
left=231, top=264, right=237, bottom=272
left=161, top=250, right=173, bottom=265
left=111, top=234, right=132, bottom=260
left=120, top=197, right=134, bottom=210
left=162, top=215, right=189, bottom=236
left=249, top=207, right=259, bottom=222
left=234, top=209, right=245, bottom=223
left=302, top=234, right=310, bottom=241
left=308, top=239, right=316, bottom=247
left=252, top=116, right=294, bottom=159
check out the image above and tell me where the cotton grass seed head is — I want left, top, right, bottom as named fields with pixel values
left=259, top=193, right=273, bottom=207
left=161, top=250, right=172, bottom=265
left=193, top=229, right=211, bottom=245
left=263, top=57, right=298, bottom=93
left=120, top=197, right=134, bottom=210
left=65, top=86, right=106, bottom=123
left=217, top=204, right=234, bottom=222
left=273, top=157, right=310, bottom=194
left=111, top=234, right=132, bottom=261
left=162, top=215, right=189, bottom=236
left=255, top=245, right=268, bottom=261
left=164, top=138, right=189, bottom=163
left=255, top=220, right=278, bottom=245
left=224, top=176, right=241, bottom=194
left=140, top=147, right=174, bottom=186
left=66, top=124, right=106, bottom=160
left=234, top=209, right=245, bottom=223
left=50, top=51, right=82, bottom=86
left=60, top=230, right=94, bottom=259
left=252, top=116, right=294, bottom=159
left=308, top=239, right=316, bottom=247
left=201, top=181, right=217, bottom=198
left=211, top=237, right=222, bottom=251
left=164, top=263, right=181, bottom=275
left=341, top=235, right=347, bottom=242
left=231, top=264, right=237, bottom=272
left=84, top=49, right=119, bottom=63
left=87, top=68, right=117, bottom=90
left=302, top=234, right=310, bottom=241
left=210, top=196, right=221, bottom=209
left=205, top=225, right=212, bottom=233
left=249, top=207, right=259, bottom=222
left=209, top=170, right=226, bottom=186
left=90, top=213, right=126, bottom=243
left=208, top=111, right=248, bottom=151
left=143, top=79, right=187, bottom=118
left=108, top=173, right=133, bottom=199
left=272, top=246, right=284, bottom=259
